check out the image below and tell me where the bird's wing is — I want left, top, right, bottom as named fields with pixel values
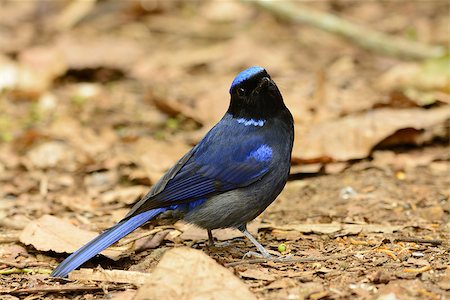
left=123, top=130, right=273, bottom=220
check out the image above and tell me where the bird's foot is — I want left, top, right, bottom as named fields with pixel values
left=242, top=251, right=270, bottom=259
left=242, top=252, right=293, bottom=261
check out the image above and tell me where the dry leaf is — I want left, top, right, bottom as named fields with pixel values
left=134, top=247, right=256, bottom=300
left=19, top=215, right=123, bottom=260
left=372, top=148, right=449, bottom=170
left=134, top=137, right=191, bottom=183
left=100, top=186, right=149, bottom=205
left=239, top=268, right=276, bottom=281
left=294, top=106, right=450, bottom=162
left=69, top=269, right=152, bottom=286
left=26, top=141, right=72, bottom=169
left=55, top=35, right=144, bottom=71
left=0, top=47, right=66, bottom=95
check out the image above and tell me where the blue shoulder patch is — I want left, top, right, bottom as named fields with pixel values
left=249, top=144, right=273, bottom=162
left=237, top=118, right=266, bottom=127
left=230, top=66, right=265, bottom=93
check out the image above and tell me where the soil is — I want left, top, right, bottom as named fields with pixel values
left=0, top=1, right=448, bottom=299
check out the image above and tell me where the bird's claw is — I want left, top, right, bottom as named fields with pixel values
left=242, top=250, right=272, bottom=259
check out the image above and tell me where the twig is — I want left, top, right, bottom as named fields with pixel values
left=244, top=0, right=445, bottom=60
left=404, top=265, right=432, bottom=273
left=0, top=268, right=52, bottom=275
left=394, top=237, right=443, bottom=246
left=1, top=285, right=125, bottom=295
left=54, top=0, right=97, bottom=31
left=224, top=254, right=351, bottom=267
left=0, top=260, right=51, bottom=269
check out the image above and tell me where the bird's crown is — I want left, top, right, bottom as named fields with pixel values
left=230, top=66, right=266, bottom=94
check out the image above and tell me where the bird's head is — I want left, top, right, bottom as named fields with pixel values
left=228, top=66, right=287, bottom=120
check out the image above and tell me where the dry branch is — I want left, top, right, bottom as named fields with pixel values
left=1, top=285, right=125, bottom=295
left=245, top=0, right=445, bottom=60
left=224, top=254, right=352, bottom=267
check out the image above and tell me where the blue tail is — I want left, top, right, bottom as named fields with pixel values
left=51, top=208, right=165, bottom=278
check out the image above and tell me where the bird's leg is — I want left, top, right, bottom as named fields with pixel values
left=240, top=226, right=272, bottom=259
left=206, top=229, right=231, bottom=247
left=207, top=229, right=215, bottom=246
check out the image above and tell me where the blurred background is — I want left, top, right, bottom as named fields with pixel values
left=0, top=0, right=449, bottom=299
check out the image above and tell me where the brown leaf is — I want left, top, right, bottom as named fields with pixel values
left=19, top=215, right=123, bottom=260
left=55, top=35, right=145, bottom=71
left=134, top=247, right=256, bottom=300
left=26, top=141, right=73, bottom=170
left=69, top=269, right=152, bottom=286
left=239, top=268, right=276, bottom=281
left=100, top=186, right=149, bottom=205
left=293, top=106, right=450, bottom=162
left=133, top=137, right=191, bottom=183
left=0, top=47, right=66, bottom=96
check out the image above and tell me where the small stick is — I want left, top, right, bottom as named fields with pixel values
left=0, top=268, right=52, bottom=275
left=224, top=254, right=351, bottom=267
left=244, top=0, right=445, bottom=59
left=0, top=260, right=51, bottom=269
left=1, top=285, right=125, bottom=295
left=394, top=237, right=443, bottom=245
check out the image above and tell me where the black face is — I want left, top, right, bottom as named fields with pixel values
left=228, top=69, right=287, bottom=120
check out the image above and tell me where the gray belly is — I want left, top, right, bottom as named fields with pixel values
left=184, top=169, right=288, bottom=229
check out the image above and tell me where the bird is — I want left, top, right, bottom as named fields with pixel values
left=51, top=66, right=294, bottom=278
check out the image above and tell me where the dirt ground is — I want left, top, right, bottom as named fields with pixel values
left=0, top=1, right=449, bottom=299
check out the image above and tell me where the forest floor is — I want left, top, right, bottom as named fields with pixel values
left=0, top=1, right=449, bottom=299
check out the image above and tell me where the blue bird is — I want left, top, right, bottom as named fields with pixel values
left=51, top=66, right=294, bottom=278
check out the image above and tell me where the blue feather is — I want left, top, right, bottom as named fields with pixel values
left=230, top=66, right=265, bottom=93
left=50, top=208, right=165, bottom=278
left=237, top=118, right=265, bottom=127
left=249, top=144, right=272, bottom=162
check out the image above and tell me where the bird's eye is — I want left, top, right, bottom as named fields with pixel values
left=237, top=88, right=245, bottom=97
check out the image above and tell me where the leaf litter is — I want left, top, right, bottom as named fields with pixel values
left=0, top=1, right=449, bottom=299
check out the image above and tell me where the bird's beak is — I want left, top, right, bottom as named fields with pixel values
left=256, top=77, right=274, bottom=93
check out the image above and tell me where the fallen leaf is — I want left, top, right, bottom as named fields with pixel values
left=26, top=141, right=73, bottom=170
left=377, top=56, right=450, bottom=96
left=297, top=282, right=325, bottom=300
left=100, top=186, right=149, bottom=205
left=110, top=290, right=138, bottom=300
left=19, top=215, right=124, bottom=260
left=418, top=206, right=445, bottom=222
left=293, top=106, right=450, bottom=162
left=55, top=35, right=145, bottom=71
left=0, top=47, right=66, bottom=96
left=69, top=269, right=152, bottom=286
left=134, top=229, right=171, bottom=252
left=134, top=247, right=256, bottom=300
left=437, top=267, right=450, bottom=291
left=239, top=268, right=276, bottom=281
left=372, top=148, right=449, bottom=170
left=264, top=277, right=297, bottom=290
left=133, top=137, right=191, bottom=184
